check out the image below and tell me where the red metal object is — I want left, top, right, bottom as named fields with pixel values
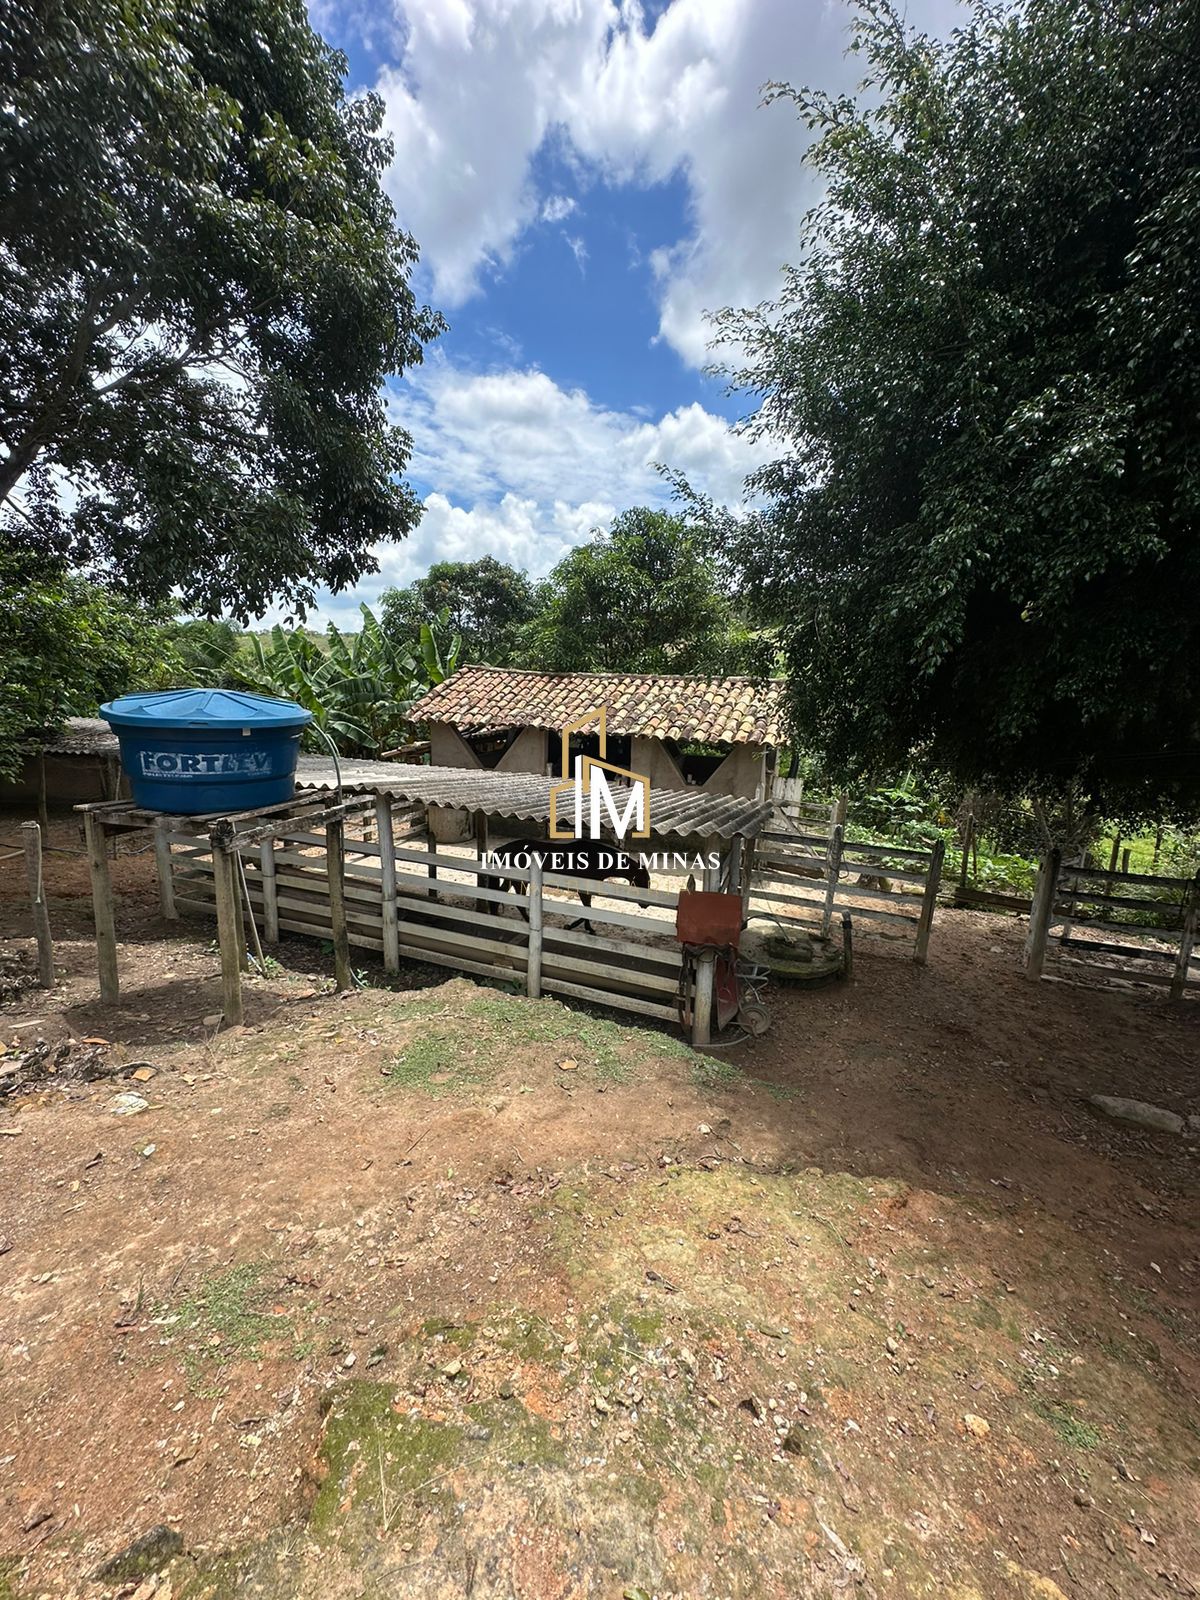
left=714, top=950, right=741, bottom=1029
left=675, top=890, right=743, bottom=950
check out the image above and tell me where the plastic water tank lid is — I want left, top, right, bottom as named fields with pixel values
left=100, top=689, right=312, bottom=730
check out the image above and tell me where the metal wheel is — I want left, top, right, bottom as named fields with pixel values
left=738, top=999, right=771, bottom=1037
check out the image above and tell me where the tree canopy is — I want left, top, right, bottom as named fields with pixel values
left=0, top=557, right=182, bottom=779
left=380, top=556, right=536, bottom=665
left=0, top=0, right=443, bottom=619
left=713, top=0, right=1200, bottom=820
left=522, top=508, right=755, bottom=675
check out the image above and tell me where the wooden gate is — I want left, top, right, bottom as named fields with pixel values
left=748, top=825, right=945, bottom=963
left=1025, top=852, right=1199, bottom=998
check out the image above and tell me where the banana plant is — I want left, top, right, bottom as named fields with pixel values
left=230, top=604, right=441, bottom=756
left=418, top=606, right=463, bottom=685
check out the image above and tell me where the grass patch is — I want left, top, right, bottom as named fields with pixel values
left=166, top=1262, right=283, bottom=1381
left=691, top=1056, right=743, bottom=1091
left=1029, top=1396, right=1101, bottom=1451
left=383, top=986, right=691, bottom=1093
left=383, top=1027, right=486, bottom=1094
left=311, top=1381, right=464, bottom=1541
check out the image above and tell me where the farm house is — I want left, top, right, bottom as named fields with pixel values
left=409, top=666, right=787, bottom=803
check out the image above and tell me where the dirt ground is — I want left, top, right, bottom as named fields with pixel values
left=1, top=814, right=1198, bottom=1600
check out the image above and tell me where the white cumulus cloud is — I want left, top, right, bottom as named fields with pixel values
left=373, top=0, right=962, bottom=364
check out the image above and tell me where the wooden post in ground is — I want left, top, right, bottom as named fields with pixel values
left=821, top=823, right=844, bottom=937
left=325, top=817, right=353, bottom=992
left=1108, top=835, right=1121, bottom=875
left=21, top=821, right=54, bottom=988
left=727, top=833, right=743, bottom=900
left=36, top=752, right=49, bottom=831
left=740, top=835, right=756, bottom=924
left=1121, top=846, right=1131, bottom=874
left=526, top=855, right=544, bottom=1000
left=210, top=840, right=244, bottom=1026
left=1170, top=874, right=1199, bottom=1002
left=82, top=810, right=119, bottom=1003
left=958, top=813, right=974, bottom=893
left=914, top=838, right=945, bottom=965
left=691, top=949, right=716, bottom=1048
left=259, top=839, right=280, bottom=943
left=376, top=794, right=399, bottom=975
left=474, top=810, right=489, bottom=894
left=153, top=816, right=178, bottom=921
left=427, top=831, right=438, bottom=900
left=1024, top=847, right=1062, bottom=980
left=841, top=910, right=854, bottom=982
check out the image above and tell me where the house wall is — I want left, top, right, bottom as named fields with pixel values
left=426, top=725, right=479, bottom=840
left=631, top=736, right=688, bottom=793
left=0, top=753, right=126, bottom=810
left=701, top=746, right=767, bottom=801
left=497, top=726, right=547, bottom=774
left=429, top=724, right=483, bottom=770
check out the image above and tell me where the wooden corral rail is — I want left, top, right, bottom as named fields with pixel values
left=747, top=825, right=945, bottom=963
left=1025, top=852, right=1199, bottom=999
left=166, top=809, right=689, bottom=1028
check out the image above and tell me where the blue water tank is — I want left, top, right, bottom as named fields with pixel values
left=100, top=689, right=313, bottom=814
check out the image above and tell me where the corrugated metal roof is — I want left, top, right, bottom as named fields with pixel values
left=297, top=764, right=770, bottom=842
left=41, top=718, right=120, bottom=756
left=409, top=666, right=787, bottom=747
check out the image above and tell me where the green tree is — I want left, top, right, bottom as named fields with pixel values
left=0, top=0, right=443, bottom=619
left=380, top=557, right=536, bottom=665
left=713, top=0, right=1200, bottom=821
left=0, top=558, right=182, bottom=779
left=523, top=508, right=752, bottom=674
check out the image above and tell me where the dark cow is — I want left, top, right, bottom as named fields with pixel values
left=482, top=838, right=651, bottom=932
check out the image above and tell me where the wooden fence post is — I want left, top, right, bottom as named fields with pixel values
left=376, top=794, right=400, bottom=975
left=210, top=840, right=244, bottom=1026
left=427, top=832, right=438, bottom=900
left=526, top=855, right=544, bottom=1000
left=326, top=818, right=353, bottom=992
left=1170, top=874, right=1199, bottom=1001
left=691, top=949, right=716, bottom=1048
left=958, top=813, right=974, bottom=893
left=914, top=838, right=945, bottom=965
left=153, top=816, right=178, bottom=921
left=841, top=910, right=854, bottom=982
left=1024, top=848, right=1062, bottom=980
left=82, top=810, right=119, bottom=1003
left=21, top=821, right=54, bottom=988
left=259, top=839, right=280, bottom=944
left=821, top=823, right=844, bottom=937
left=727, top=833, right=743, bottom=900
left=740, top=835, right=756, bottom=923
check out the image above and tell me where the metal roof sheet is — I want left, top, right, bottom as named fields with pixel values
left=297, top=763, right=770, bottom=842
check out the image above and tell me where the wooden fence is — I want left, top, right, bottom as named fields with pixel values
left=163, top=799, right=690, bottom=1027
left=748, top=825, right=945, bottom=963
left=1025, top=851, right=1199, bottom=999
left=769, top=779, right=845, bottom=838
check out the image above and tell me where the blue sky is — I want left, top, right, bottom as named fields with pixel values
left=295, top=0, right=959, bottom=626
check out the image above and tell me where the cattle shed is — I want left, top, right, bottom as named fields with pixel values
left=0, top=719, right=126, bottom=812
left=77, top=766, right=773, bottom=1045
left=409, top=667, right=787, bottom=812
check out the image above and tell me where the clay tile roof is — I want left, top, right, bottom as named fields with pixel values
left=410, top=667, right=787, bottom=747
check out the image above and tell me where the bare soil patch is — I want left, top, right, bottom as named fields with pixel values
left=0, top=813, right=1197, bottom=1598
